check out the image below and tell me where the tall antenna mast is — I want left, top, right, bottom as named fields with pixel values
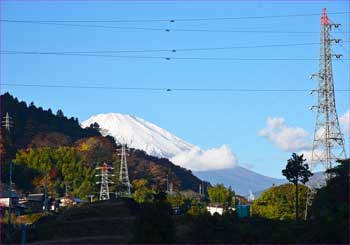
left=96, top=162, right=114, bottom=200
left=118, top=142, right=131, bottom=196
left=310, top=8, right=346, bottom=171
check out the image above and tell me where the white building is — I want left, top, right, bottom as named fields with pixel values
left=206, top=206, right=224, bottom=215
left=206, top=205, right=236, bottom=215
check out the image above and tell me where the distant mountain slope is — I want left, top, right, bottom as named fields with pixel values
left=82, top=113, right=194, bottom=159
left=195, top=167, right=327, bottom=196
left=306, top=171, right=327, bottom=188
left=194, top=166, right=286, bottom=195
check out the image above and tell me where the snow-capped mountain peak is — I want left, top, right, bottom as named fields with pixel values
left=82, top=113, right=194, bottom=159
left=82, top=113, right=236, bottom=171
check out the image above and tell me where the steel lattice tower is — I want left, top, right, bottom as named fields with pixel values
left=310, top=8, right=346, bottom=171
left=2, top=112, right=14, bottom=237
left=305, top=8, right=346, bottom=221
left=119, top=143, right=131, bottom=196
left=96, top=162, right=114, bottom=200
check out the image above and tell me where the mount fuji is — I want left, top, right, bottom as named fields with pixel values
left=82, top=113, right=236, bottom=171
left=82, top=113, right=286, bottom=194
left=82, top=113, right=194, bottom=159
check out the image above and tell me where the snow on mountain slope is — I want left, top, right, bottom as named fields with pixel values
left=82, top=113, right=236, bottom=171
left=82, top=113, right=193, bottom=159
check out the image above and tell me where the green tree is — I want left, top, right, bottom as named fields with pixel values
left=14, top=146, right=97, bottom=199
left=251, top=183, right=308, bottom=220
left=132, top=179, right=155, bottom=203
left=312, top=159, right=349, bottom=221
left=56, top=109, right=64, bottom=118
left=207, top=184, right=235, bottom=207
left=311, top=159, right=349, bottom=243
left=282, top=153, right=312, bottom=220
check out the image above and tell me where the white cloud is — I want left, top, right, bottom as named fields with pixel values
left=339, top=110, right=350, bottom=135
left=170, top=145, right=237, bottom=171
left=298, top=149, right=322, bottom=168
left=298, top=149, right=333, bottom=174
left=259, top=117, right=312, bottom=152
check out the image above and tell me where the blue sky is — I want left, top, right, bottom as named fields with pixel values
left=1, top=1, right=349, bottom=178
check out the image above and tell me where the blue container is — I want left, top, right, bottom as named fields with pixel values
left=235, top=204, right=251, bottom=218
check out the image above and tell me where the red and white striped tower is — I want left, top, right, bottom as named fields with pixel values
left=305, top=8, right=347, bottom=220
left=96, top=162, right=114, bottom=200
left=310, top=8, right=346, bottom=171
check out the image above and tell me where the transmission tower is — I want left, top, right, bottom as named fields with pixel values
left=309, top=8, right=346, bottom=171
left=118, top=143, right=131, bottom=196
left=96, top=162, right=114, bottom=200
left=2, top=112, right=14, bottom=239
left=2, top=112, right=13, bottom=132
left=166, top=174, right=173, bottom=195
left=305, top=8, right=347, bottom=220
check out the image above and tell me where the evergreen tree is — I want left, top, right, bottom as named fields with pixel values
left=282, top=153, right=312, bottom=220
left=56, top=109, right=64, bottom=118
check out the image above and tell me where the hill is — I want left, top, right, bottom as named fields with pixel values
left=0, top=93, right=205, bottom=196
left=0, top=92, right=100, bottom=160
left=24, top=198, right=138, bottom=244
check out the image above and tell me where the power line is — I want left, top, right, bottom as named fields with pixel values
left=2, top=41, right=349, bottom=54
left=1, top=11, right=349, bottom=23
left=2, top=83, right=349, bottom=92
left=2, top=20, right=349, bottom=34
left=2, top=52, right=349, bottom=61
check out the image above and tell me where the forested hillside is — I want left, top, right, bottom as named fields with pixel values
left=0, top=92, right=100, bottom=159
left=0, top=93, right=205, bottom=198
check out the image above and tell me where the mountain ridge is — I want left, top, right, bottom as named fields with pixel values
left=194, top=166, right=287, bottom=195
left=82, top=113, right=194, bottom=159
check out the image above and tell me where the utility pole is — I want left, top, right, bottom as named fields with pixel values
left=96, top=162, right=114, bottom=200
left=118, top=142, right=131, bottom=196
left=2, top=112, right=13, bottom=239
left=306, top=8, right=347, bottom=220
left=86, top=194, right=95, bottom=203
left=198, top=183, right=202, bottom=196
left=44, top=171, right=49, bottom=213
left=65, top=183, right=70, bottom=196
